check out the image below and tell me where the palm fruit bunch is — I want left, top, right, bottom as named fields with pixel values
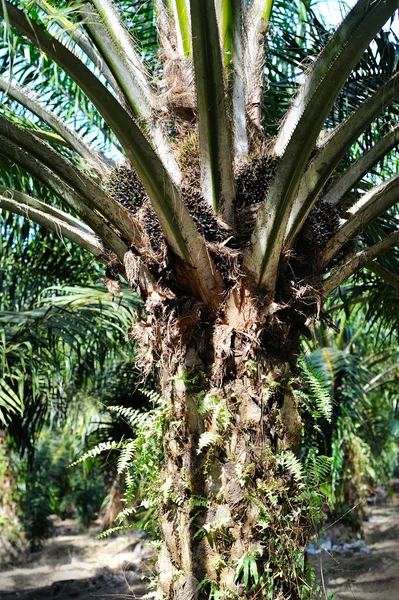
left=107, top=162, right=227, bottom=254
left=106, top=163, right=147, bottom=210
left=306, top=200, right=341, bottom=247
left=182, top=188, right=228, bottom=244
left=177, top=132, right=229, bottom=244
left=107, top=163, right=165, bottom=254
left=235, top=155, right=280, bottom=207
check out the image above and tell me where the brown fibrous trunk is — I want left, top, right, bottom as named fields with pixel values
left=129, top=283, right=319, bottom=600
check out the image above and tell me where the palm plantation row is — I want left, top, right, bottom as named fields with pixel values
left=1, top=0, right=399, bottom=598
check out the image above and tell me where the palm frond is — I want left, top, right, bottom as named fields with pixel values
left=190, top=0, right=235, bottom=220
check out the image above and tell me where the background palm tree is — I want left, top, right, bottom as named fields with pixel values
left=303, top=308, right=399, bottom=534
left=0, top=197, right=144, bottom=559
left=0, top=281, right=142, bottom=552
left=1, top=0, right=399, bottom=597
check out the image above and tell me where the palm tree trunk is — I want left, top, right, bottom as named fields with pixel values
left=0, top=431, right=27, bottom=567
left=150, top=293, right=311, bottom=599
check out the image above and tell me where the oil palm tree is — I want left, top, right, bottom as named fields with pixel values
left=0, top=281, right=141, bottom=565
left=0, top=160, right=146, bottom=563
left=0, top=189, right=104, bottom=565
left=0, top=183, right=140, bottom=541
left=304, top=311, right=399, bottom=533
left=1, top=0, right=399, bottom=597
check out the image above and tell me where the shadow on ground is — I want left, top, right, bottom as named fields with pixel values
left=0, top=520, right=151, bottom=600
left=311, top=501, right=399, bottom=600
left=2, top=503, right=399, bottom=599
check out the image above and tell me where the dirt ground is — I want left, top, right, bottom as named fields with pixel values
left=1, top=501, right=399, bottom=600
left=311, top=499, right=399, bottom=599
left=0, top=519, right=152, bottom=599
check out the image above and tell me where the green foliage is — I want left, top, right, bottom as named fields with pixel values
left=0, top=434, right=27, bottom=565
left=299, top=358, right=333, bottom=422
left=70, top=441, right=123, bottom=466
left=1, top=0, right=399, bottom=593
left=0, top=379, right=23, bottom=427
left=198, top=575, right=228, bottom=600
left=197, top=432, right=222, bottom=454
left=14, top=429, right=105, bottom=549
left=197, top=392, right=230, bottom=455
left=198, top=392, right=230, bottom=432
left=302, top=307, right=399, bottom=531
left=226, top=364, right=335, bottom=600
left=73, top=362, right=336, bottom=600
left=0, top=283, right=140, bottom=456
left=74, top=389, right=166, bottom=538
left=189, top=383, right=333, bottom=600
left=235, top=546, right=263, bottom=591
left=97, top=524, right=137, bottom=539
left=277, top=450, right=305, bottom=488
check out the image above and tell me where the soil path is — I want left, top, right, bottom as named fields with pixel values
left=1, top=502, right=399, bottom=600
left=312, top=499, right=399, bottom=600
left=0, top=520, right=152, bottom=600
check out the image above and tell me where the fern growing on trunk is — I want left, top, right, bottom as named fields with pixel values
left=75, top=372, right=333, bottom=598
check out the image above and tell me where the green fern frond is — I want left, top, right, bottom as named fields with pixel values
left=297, top=488, right=323, bottom=519
left=309, top=455, right=333, bottom=485
left=198, top=393, right=219, bottom=415
left=116, top=506, right=137, bottom=523
left=141, top=389, right=163, bottom=406
left=278, top=451, right=305, bottom=488
left=140, top=591, right=165, bottom=600
left=300, top=358, right=333, bottom=422
left=108, top=405, right=143, bottom=427
left=117, top=439, right=137, bottom=474
left=199, top=392, right=230, bottom=432
left=69, top=440, right=123, bottom=467
left=197, top=431, right=222, bottom=454
left=97, top=524, right=137, bottom=539
left=125, top=471, right=135, bottom=492
left=189, top=495, right=210, bottom=510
